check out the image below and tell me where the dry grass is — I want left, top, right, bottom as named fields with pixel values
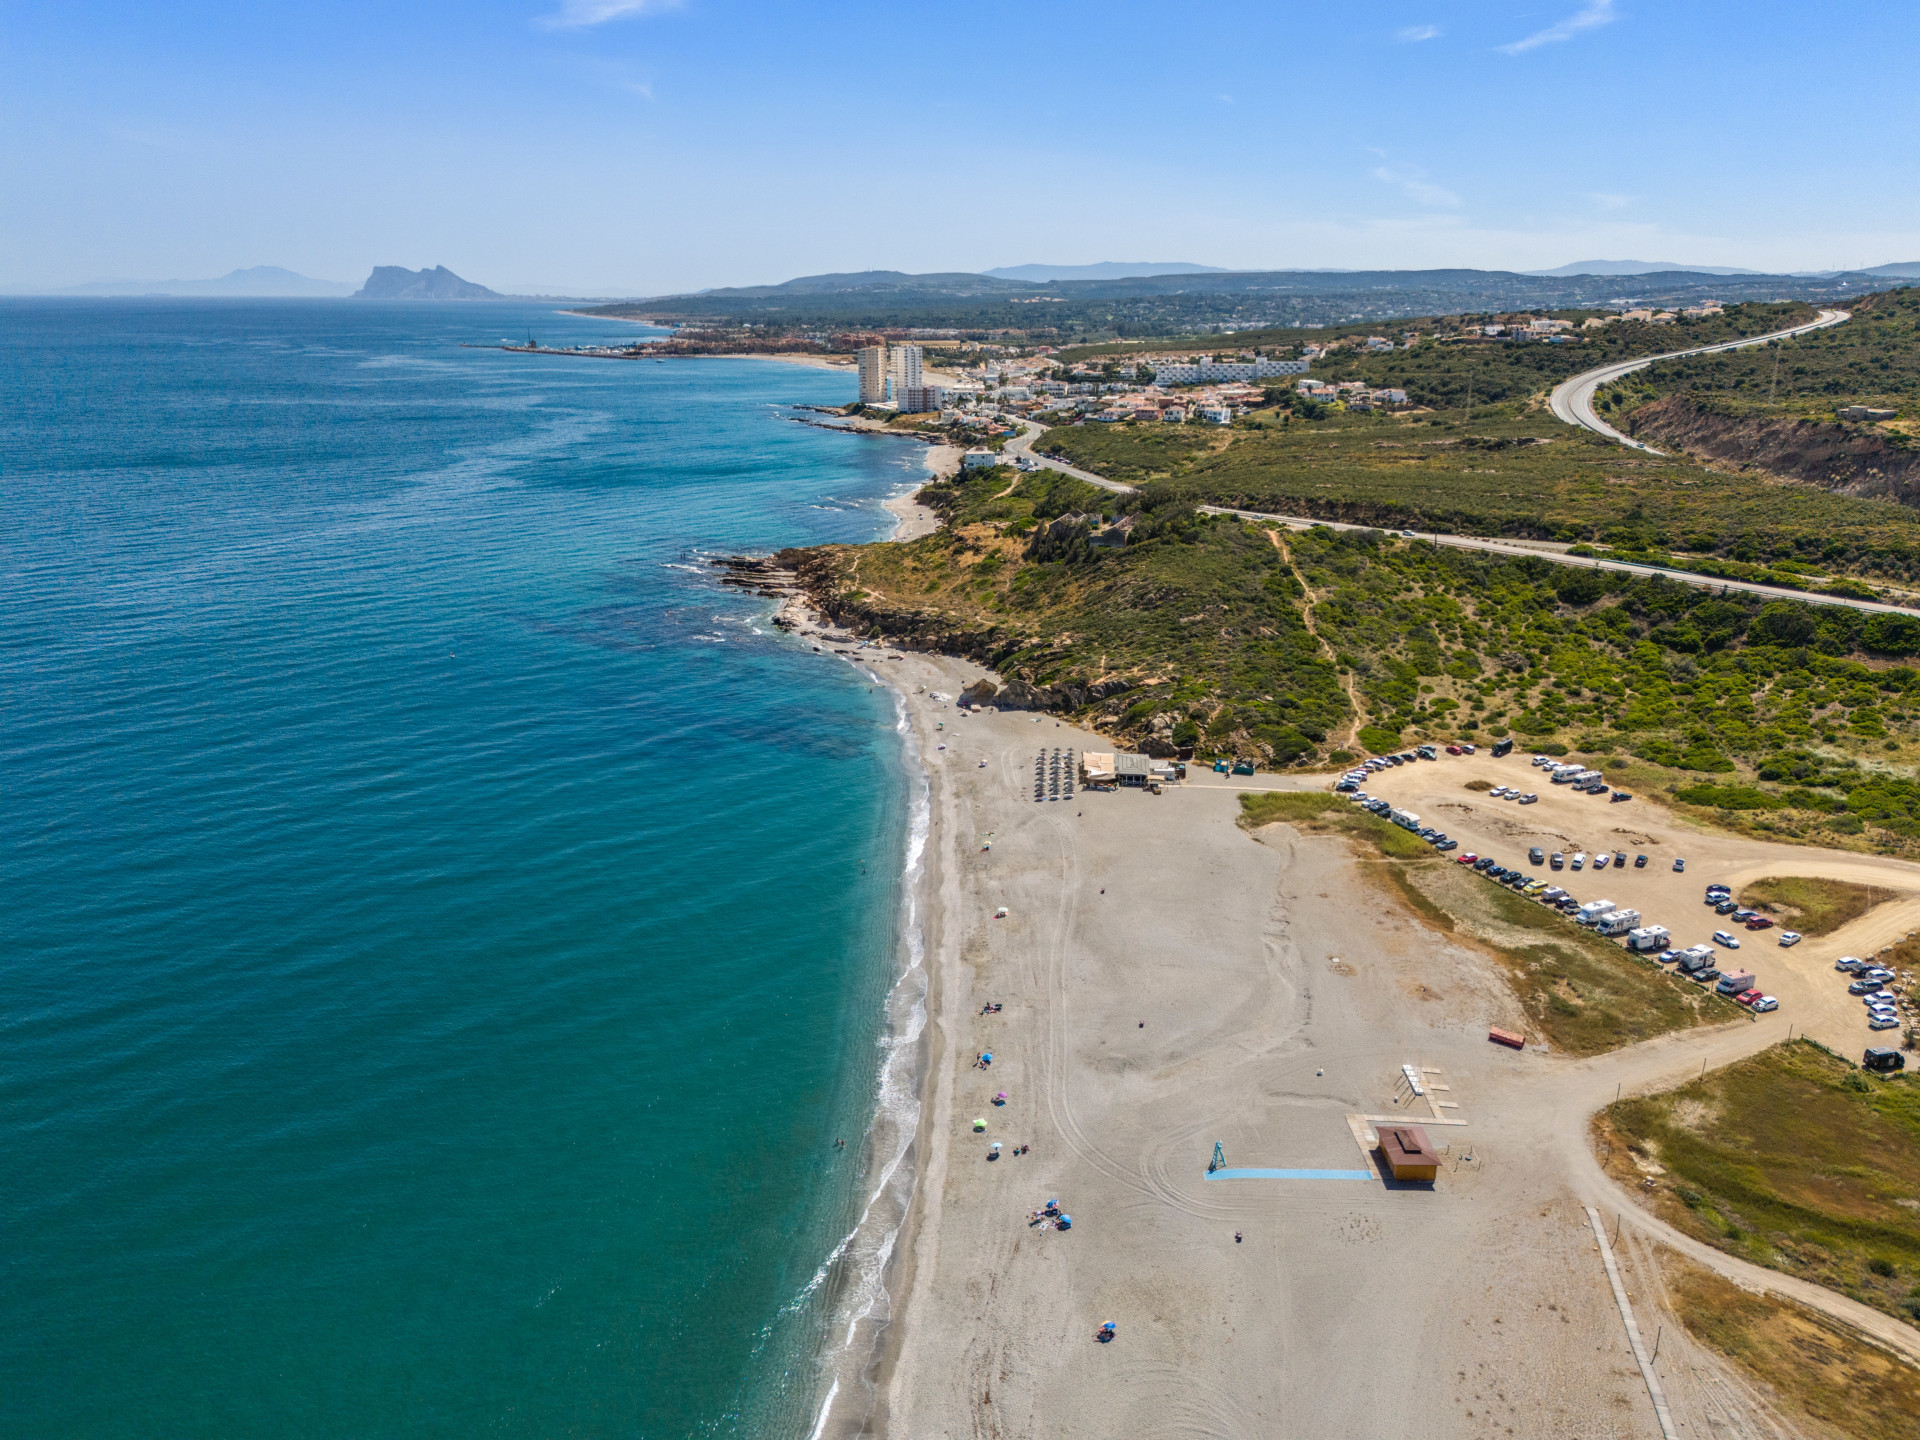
left=1597, top=1040, right=1920, bottom=1324
left=1399, top=859, right=1741, bottom=1055
left=1240, top=793, right=1741, bottom=1054
left=1739, top=876, right=1884, bottom=936
left=1660, top=1251, right=1920, bottom=1440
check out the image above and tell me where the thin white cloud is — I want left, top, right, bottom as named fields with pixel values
left=1499, top=0, right=1618, bottom=55
left=541, top=0, right=680, bottom=29
left=1589, top=192, right=1635, bottom=212
left=1372, top=163, right=1462, bottom=209
left=1397, top=24, right=1442, bottom=42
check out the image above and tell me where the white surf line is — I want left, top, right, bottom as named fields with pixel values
left=1585, top=1204, right=1679, bottom=1440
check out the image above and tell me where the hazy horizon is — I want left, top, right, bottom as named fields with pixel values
left=4, top=1, right=1918, bottom=295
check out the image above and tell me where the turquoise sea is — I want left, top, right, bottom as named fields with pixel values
left=1, top=300, right=928, bottom=1438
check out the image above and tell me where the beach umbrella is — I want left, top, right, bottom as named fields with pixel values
left=972, top=1118, right=986, bottom=1131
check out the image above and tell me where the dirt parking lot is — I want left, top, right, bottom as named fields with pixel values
left=1289, top=750, right=1920, bottom=1056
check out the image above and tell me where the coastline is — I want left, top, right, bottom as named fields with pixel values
left=772, top=592, right=982, bottom=1440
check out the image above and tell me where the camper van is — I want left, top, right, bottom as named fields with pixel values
left=1625, top=926, right=1671, bottom=954
left=1596, top=908, right=1641, bottom=937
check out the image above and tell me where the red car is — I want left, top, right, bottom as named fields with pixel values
left=1445, top=745, right=1463, bottom=756
left=1745, top=916, right=1775, bottom=930
left=1457, top=852, right=1478, bottom=865
left=1735, top=989, right=1764, bottom=1007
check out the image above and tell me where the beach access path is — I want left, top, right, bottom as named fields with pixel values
left=769, top=608, right=1920, bottom=1439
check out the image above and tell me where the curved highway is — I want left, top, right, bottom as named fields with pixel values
left=1549, top=308, right=1851, bottom=455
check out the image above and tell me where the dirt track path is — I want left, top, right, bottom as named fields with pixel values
left=1265, top=529, right=1368, bottom=750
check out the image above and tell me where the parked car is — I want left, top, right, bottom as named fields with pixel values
left=1550, top=853, right=1565, bottom=870
left=1473, top=857, right=1495, bottom=872
left=1778, top=931, right=1801, bottom=946
left=1490, top=786, right=1508, bottom=798
left=1836, top=956, right=1866, bottom=972
left=1571, top=853, right=1587, bottom=870
left=1461, top=744, right=1476, bottom=754
left=1518, top=793, right=1538, bottom=804
left=1712, top=930, right=1741, bottom=948
left=1445, top=745, right=1462, bottom=756
left=1529, top=847, right=1546, bottom=865
left=1870, top=1015, right=1901, bottom=1030
left=1633, top=854, right=1647, bottom=868
left=1458, top=852, right=1478, bottom=865
left=1735, top=989, right=1764, bottom=1007
left=1865, top=967, right=1895, bottom=982
left=1848, top=978, right=1880, bottom=995
left=1594, top=853, right=1611, bottom=870
left=1715, top=900, right=1738, bottom=915
left=1751, top=996, right=1778, bottom=1013
left=1611, top=791, right=1632, bottom=803
left=1692, top=968, right=1722, bottom=985
left=1746, top=916, right=1775, bottom=930
left=1673, top=858, right=1686, bottom=872
left=1613, top=852, right=1627, bottom=868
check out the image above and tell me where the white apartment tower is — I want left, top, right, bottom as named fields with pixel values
left=857, top=344, right=889, bottom=404
left=888, top=344, right=923, bottom=395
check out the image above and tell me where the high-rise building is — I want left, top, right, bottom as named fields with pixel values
left=857, top=344, right=889, bottom=404
left=889, top=344, right=923, bottom=396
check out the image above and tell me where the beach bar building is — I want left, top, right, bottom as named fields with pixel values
left=1080, top=753, right=1116, bottom=786
left=1377, top=1124, right=1441, bottom=1182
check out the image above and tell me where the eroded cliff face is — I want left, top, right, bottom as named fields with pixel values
left=1629, top=395, right=1920, bottom=504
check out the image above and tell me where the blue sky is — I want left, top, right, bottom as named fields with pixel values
left=4, top=0, right=1917, bottom=293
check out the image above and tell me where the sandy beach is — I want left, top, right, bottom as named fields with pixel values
left=767, top=596, right=1920, bottom=1438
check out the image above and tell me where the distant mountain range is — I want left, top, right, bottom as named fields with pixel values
left=981, top=261, right=1228, bottom=282
left=1528, top=259, right=1767, bottom=277
left=354, top=265, right=504, bottom=300
left=14, top=266, right=354, bottom=297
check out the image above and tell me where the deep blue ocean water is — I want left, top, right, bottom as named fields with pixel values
left=1, top=300, right=925, bottom=1438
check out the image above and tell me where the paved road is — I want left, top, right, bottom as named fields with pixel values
left=1548, top=308, right=1852, bottom=455
left=1003, top=420, right=1133, bottom=493
left=1198, top=503, right=1920, bottom=616
left=1011, top=419, right=1915, bottom=617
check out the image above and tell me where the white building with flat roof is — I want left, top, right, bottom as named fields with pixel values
left=1152, top=357, right=1309, bottom=385
left=889, top=344, right=923, bottom=396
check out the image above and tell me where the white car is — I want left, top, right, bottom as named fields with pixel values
left=1518, top=793, right=1539, bottom=804
left=1869, top=1015, right=1901, bottom=1030
left=1571, top=852, right=1587, bottom=870
left=1865, top=989, right=1896, bottom=1005
left=1712, top=930, right=1741, bottom=949
left=1778, top=931, right=1802, bottom=947
left=1490, top=786, right=1509, bottom=797
left=1751, top=996, right=1778, bottom=1013
left=1594, top=853, right=1611, bottom=869
left=1836, top=955, right=1864, bottom=971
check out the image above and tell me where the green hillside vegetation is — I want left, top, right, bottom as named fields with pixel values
left=1310, top=301, right=1814, bottom=410
left=1597, top=1040, right=1920, bottom=1326
left=1604, top=287, right=1920, bottom=426
left=789, top=464, right=1920, bottom=853
left=1033, top=399, right=1920, bottom=585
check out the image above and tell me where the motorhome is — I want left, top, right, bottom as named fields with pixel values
left=1625, top=926, right=1671, bottom=953
left=1575, top=899, right=1617, bottom=926
left=1596, top=908, right=1641, bottom=937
